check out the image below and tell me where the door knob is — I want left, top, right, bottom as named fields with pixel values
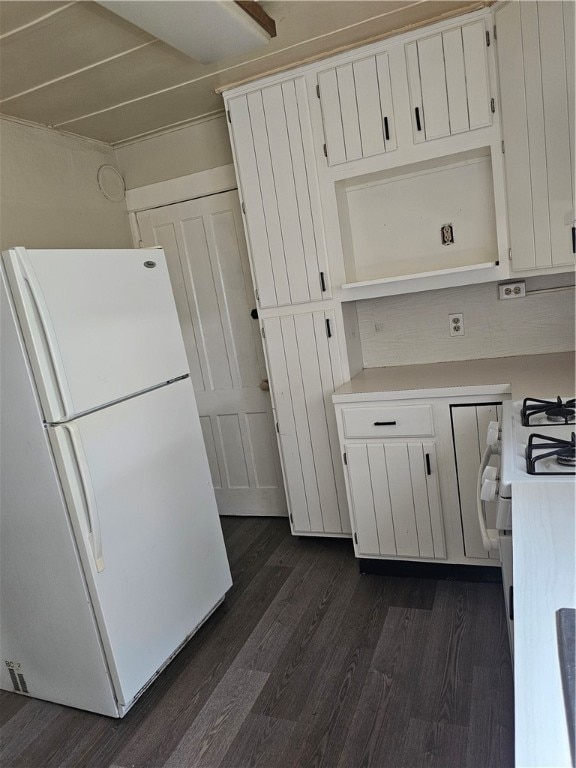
left=250, top=308, right=258, bottom=319
left=259, top=379, right=269, bottom=392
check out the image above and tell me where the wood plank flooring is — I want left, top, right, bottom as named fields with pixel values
left=0, top=517, right=514, bottom=768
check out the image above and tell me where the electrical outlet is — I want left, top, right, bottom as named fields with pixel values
left=498, top=281, right=526, bottom=299
left=449, top=313, right=464, bottom=336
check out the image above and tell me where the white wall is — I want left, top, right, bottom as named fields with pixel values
left=357, top=273, right=576, bottom=368
left=0, top=118, right=132, bottom=251
left=114, top=115, right=233, bottom=190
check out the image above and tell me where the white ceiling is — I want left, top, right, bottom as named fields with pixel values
left=0, top=0, right=487, bottom=146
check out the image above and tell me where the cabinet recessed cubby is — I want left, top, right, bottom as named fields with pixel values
left=335, top=148, right=499, bottom=290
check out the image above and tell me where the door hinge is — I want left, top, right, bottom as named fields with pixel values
left=508, top=248, right=512, bottom=261
left=323, top=143, right=327, bottom=158
left=490, top=98, right=495, bottom=113
left=316, top=83, right=321, bottom=99
left=261, top=326, right=266, bottom=339
left=255, top=287, right=259, bottom=303
left=493, top=25, right=497, bottom=42
left=241, top=201, right=246, bottom=214
left=501, top=140, right=505, bottom=154
left=486, top=29, right=490, bottom=46
left=227, top=110, right=231, bottom=123
left=354, top=532, right=358, bottom=544
left=343, top=452, right=347, bottom=465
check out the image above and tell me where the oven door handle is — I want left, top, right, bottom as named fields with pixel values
left=477, top=445, right=500, bottom=552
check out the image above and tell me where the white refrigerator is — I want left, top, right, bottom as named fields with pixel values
left=0, top=246, right=232, bottom=717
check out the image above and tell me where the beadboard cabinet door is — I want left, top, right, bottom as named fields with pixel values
left=496, top=0, right=575, bottom=272
left=317, top=52, right=397, bottom=166
left=405, top=19, right=492, bottom=142
left=262, top=311, right=350, bottom=536
left=227, top=79, right=330, bottom=309
left=345, top=441, right=446, bottom=559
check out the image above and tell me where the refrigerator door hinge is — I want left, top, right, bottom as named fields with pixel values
left=486, top=29, right=490, bottom=46
left=227, top=110, right=231, bottom=123
left=508, top=248, right=512, bottom=261
left=323, top=143, right=327, bottom=158
left=316, top=83, right=321, bottom=99
left=501, top=140, right=505, bottom=154
left=261, top=326, right=266, bottom=339
left=241, top=201, right=246, bottom=215
left=354, top=532, right=358, bottom=544
left=490, top=98, right=495, bottom=113
left=343, top=452, right=347, bottom=465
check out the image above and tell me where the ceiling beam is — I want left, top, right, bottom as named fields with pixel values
left=234, top=1, right=277, bottom=39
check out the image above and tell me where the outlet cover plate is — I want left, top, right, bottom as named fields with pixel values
left=499, top=281, right=526, bottom=299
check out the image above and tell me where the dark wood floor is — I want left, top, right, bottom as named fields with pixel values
left=0, top=517, right=514, bottom=768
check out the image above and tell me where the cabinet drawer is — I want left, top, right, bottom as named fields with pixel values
left=342, top=405, right=434, bottom=439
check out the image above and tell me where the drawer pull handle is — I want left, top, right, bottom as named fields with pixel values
left=425, top=453, right=431, bottom=475
left=509, top=586, right=514, bottom=621
left=374, top=421, right=397, bottom=426
left=384, top=116, right=390, bottom=141
left=572, top=225, right=575, bottom=254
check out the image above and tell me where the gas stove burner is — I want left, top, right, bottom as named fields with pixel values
left=546, top=405, right=576, bottom=423
left=522, top=396, right=576, bottom=426
left=526, top=431, right=576, bottom=475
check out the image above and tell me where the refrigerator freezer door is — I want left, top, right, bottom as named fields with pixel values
left=2, top=247, right=189, bottom=422
left=48, top=377, right=232, bottom=708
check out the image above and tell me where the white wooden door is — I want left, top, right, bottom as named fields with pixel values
left=137, top=191, right=287, bottom=517
left=497, top=0, right=575, bottom=271
left=346, top=441, right=446, bottom=559
left=317, top=52, right=397, bottom=166
left=227, top=78, right=330, bottom=308
left=262, top=310, right=350, bottom=535
left=406, top=19, right=492, bottom=142
left=451, top=402, right=502, bottom=560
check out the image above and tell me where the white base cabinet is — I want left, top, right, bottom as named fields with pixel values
left=334, top=392, right=509, bottom=564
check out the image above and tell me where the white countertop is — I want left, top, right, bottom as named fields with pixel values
left=513, top=482, right=575, bottom=768
left=333, top=352, right=575, bottom=402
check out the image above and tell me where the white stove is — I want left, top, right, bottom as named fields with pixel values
left=478, top=395, right=576, bottom=657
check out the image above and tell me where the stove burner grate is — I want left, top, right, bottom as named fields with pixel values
left=521, top=396, right=576, bottom=426
left=526, top=432, right=576, bottom=475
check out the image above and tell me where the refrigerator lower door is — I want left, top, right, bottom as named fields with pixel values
left=2, top=247, right=189, bottom=423
left=48, top=377, right=232, bottom=708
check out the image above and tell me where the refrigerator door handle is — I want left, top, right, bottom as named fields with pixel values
left=61, top=423, right=105, bottom=573
left=10, top=248, right=74, bottom=421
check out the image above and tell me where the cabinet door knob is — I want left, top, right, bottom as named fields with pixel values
left=250, top=308, right=259, bottom=319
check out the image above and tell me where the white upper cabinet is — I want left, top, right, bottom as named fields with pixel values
left=317, top=52, right=397, bottom=166
left=496, top=0, right=575, bottom=273
left=227, top=78, right=330, bottom=309
left=406, top=19, right=492, bottom=143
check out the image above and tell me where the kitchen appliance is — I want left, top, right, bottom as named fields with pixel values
left=477, top=396, right=576, bottom=655
left=0, top=246, right=232, bottom=717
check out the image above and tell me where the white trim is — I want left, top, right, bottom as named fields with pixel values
left=112, top=110, right=225, bottom=149
left=124, top=164, right=238, bottom=212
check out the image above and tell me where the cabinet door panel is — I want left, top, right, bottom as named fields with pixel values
left=408, top=443, right=435, bottom=559
left=263, top=312, right=348, bottom=535
left=262, top=85, right=310, bottom=304
left=443, top=27, right=469, bottom=134
left=406, top=41, right=425, bottom=142
left=337, top=64, right=363, bottom=161
left=462, top=20, right=491, bottom=129
left=539, top=1, right=573, bottom=266
left=228, top=96, right=278, bottom=307
left=354, top=57, right=386, bottom=157
left=418, top=34, right=450, bottom=140
left=384, top=443, right=420, bottom=557
left=347, top=444, right=380, bottom=555
left=263, top=318, right=310, bottom=531
left=317, top=69, right=346, bottom=165
left=367, top=444, right=397, bottom=555
left=424, top=443, right=446, bottom=559
left=376, top=53, right=397, bottom=151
